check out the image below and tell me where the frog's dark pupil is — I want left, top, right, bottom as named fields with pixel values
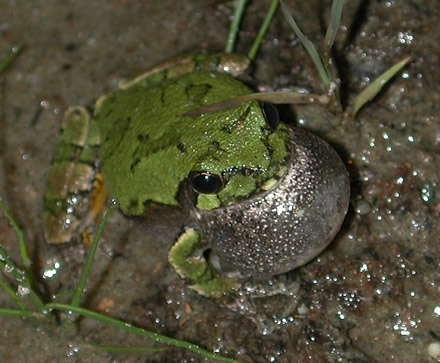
left=190, top=172, right=223, bottom=194
left=262, top=102, right=280, bottom=130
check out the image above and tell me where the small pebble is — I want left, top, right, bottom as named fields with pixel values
left=427, top=342, right=440, bottom=361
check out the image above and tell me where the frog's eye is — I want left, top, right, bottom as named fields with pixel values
left=262, top=102, right=280, bottom=130
left=189, top=172, right=224, bottom=194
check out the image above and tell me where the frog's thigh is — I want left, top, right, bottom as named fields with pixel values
left=168, top=228, right=239, bottom=298
left=43, top=106, right=104, bottom=244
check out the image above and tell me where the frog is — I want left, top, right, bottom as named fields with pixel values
left=42, top=50, right=350, bottom=297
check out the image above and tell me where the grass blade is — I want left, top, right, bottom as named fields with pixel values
left=71, top=201, right=117, bottom=307
left=0, top=245, right=45, bottom=311
left=0, top=199, right=46, bottom=310
left=350, top=57, right=411, bottom=116
left=184, top=91, right=328, bottom=116
left=225, top=0, right=248, bottom=54
left=91, top=344, right=168, bottom=353
left=281, top=1, right=331, bottom=85
left=0, top=45, right=23, bottom=76
left=0, top=307, right=34, bottom=317
left=0, top=199, right=32, bottom=273
left=247, top=0, right=280, bottom=61
left=46, top=303, right=241, bottom=362
left=0, top=278, right=26, bottom=310
left=324, top=0, right=344, bottom=52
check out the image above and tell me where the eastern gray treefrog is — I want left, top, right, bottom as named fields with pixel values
left=43, top=53, right=350, bottom=297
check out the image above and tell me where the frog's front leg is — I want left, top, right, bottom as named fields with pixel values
left=168, top=228, right=239, bottom=298
left=43, top=106, right=106, bottom=244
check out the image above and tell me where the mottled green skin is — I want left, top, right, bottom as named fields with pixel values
left=95, top=60, right=289, bottom=215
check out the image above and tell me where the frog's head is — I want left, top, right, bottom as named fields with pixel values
left=181, top=127, right=350, bottom=278
left=181, top=102, right=290, bottom=212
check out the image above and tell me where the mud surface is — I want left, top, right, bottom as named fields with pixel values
left=0, top=0, right=439, bottom=362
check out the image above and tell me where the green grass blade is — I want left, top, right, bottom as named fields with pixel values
left=0, top=278, right=26, bottom=309
left=225, top=0, right=248, bottom=54
left=91, top=344, right=168, bottom=353
left=0, top=307, right=34, bottom=317
left=0, top=199, right=45, bottom=310
left=0, top=246, right=21, bottom=278
left=71, top=202, right=117, bottom=307
left=0, top=45, right=23, bottom=76
left=350, top=57, right=411, bottom=116
left=0, top=246, right=45, bottom=311
left=0, top=199, right=32, bottom=273
left=247, top=0, right=280, bottom=61
left=281, top=1, right=331, bottom=85
left=324, top=0, right=344, bottom=52
left=46, top=303, right=241, bottom=362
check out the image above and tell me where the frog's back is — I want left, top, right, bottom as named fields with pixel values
left=94, top=70, right=258, bottom=215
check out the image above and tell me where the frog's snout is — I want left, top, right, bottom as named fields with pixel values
left=192, top=127, right=350, bottom=278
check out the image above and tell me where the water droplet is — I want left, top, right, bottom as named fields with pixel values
left=420, top=182, right=435, bottom=204
left=17, top=285, right=31, bottom=296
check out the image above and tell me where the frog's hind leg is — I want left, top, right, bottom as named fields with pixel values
left=43, top=106, right=106, bottom=244
left=119, top=53, right=251, bottom=90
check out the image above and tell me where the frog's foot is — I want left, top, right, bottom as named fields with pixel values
left=168, top=228, right=240, bottom=298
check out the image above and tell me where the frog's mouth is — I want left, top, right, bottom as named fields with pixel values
left=180, top=127, right=350, bottom=279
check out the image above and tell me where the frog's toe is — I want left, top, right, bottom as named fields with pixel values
left=169, top=228, right=239, bottom=297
